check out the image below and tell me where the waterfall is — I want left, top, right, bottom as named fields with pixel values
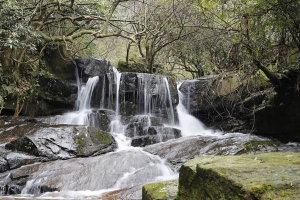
left=77, top=76, right=99, bottom=111
left=53, top=76, right=99, bottom=126
left=100, top=78, right=106, bottom=109
left=21, top=65, right=179, bottom=198
left=163, top=77, right=175, bottom=125
left=110, top=68, right=131, bottom=151
left=176, top=82, right=219, bottom=137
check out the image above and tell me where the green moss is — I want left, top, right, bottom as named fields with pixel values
left=178, top=153, right=300, bottom=200
left=91, top=131, right=111, bottom=145
left=142, top=180, right=178, bottom=200
left=236, top=140, right=279, bottom=155
left=75, top=135, right=87, bottom=155
left=117, top=58, right=147, bottom=73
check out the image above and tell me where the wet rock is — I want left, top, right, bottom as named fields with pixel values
left=36, top=77, right=78, bottom=115
left=7, top=150, right=170, bottom=194
left=130, top=126, right=181, bottom=147
left=0, top=184, right=21, bottom=195
left=4, top=124, right=116, bottom=159
left=178, top=153, right=300, bottom=200
left=0, top=157, right=8, bottom=173
left=74, top=58, right=113, bottom=82
left=144, top=133, right=288, bottom=170
left=125, top=115, right=164, bottom=138
left=142, top=180, right=178, bottom=200
left=6, top=152, right=40, bottom=170
left=88, top=109, right=114, bottom=132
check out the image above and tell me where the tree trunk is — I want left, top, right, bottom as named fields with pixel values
left=126, top=42, right=132, bottom=67
left=0, top=47, right=12, bottom=69
left=145, top=45, right=154, bottom=73
left=253, top=59, right=280, bottom=87
left=13, top=96, right=24, bottom=117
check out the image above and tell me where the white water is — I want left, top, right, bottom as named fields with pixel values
left=163, top=77, right=175, bottom=125
left=176, top=82, right=221, bottom=137
left=110, top=68, right=132, bottom=151
left=21, top=68, right=178, bottom=198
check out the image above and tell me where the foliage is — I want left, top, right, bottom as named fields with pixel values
left=1, top=0, right=300, bottom=116
left=0, top=0, right=133, bottom=116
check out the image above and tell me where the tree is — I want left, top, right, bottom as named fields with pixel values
left=119, top=0, right=203, bottom=73
left=0, top=0, right=135, bottom=116
left=194, top=0, right=300, bottom=88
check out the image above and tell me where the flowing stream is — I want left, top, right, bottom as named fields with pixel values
left=20, top=68, right=187, bottom=199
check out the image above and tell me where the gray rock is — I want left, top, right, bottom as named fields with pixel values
left=144, top=133, right=285, bottom=170
left=74, top=58, right=113, bottom=82
left=6, top=152, right=40, bottom=170
left=0, top=157, right=8, bottom=173
left=4, top=124, right=116, bottom=159
left=7, top=149, right=172, bottom=195
left=130, top=126, right=181, bottom=147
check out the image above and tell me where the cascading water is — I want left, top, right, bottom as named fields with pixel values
left=53, top=76, right=99, bottom=125
left=176, top=82, right=220, bottom=137
left=163, top=77, right=175, bottom=125
left=110, top=68, right=131, bottom=150
left=21, top=66, right=178, bottom=199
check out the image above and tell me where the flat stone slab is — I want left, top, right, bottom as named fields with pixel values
left=142, top=180, right=178, bottom=200
left=178, top=153, right=300, bottom=200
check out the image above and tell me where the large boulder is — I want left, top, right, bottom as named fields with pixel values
left=2, top=124, right=116, bottom=160
left=254, top=99, right=300, bottom=142
left=33, top=77, right=78, bottom=115
left=73, top=58, right=114, bottom=82
left=178, top=153, right=300, bottom=200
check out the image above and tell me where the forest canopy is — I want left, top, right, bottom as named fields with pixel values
left=0, top=0, right=300, bottom=116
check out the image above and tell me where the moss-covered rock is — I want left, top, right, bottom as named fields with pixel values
left=117, top=58, right=147, bottom=73
left=178, top=153, right=300, bottom=200
left=3, top=124, right=116, bottom=159
left=142, top=180, right=178, bottom=200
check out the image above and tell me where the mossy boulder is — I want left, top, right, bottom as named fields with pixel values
left=142, top=180, right=178, bottom=200
left=118, top=58, right=147, bottom=73
left=3, top=124, right=116, bottom=160
left=178, top=153, right=300, bottom=200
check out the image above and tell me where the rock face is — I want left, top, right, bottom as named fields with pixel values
left=254, top=101, right=300, bottom=142
left=73, top=58, right=114, bottom=82
left=178, top=153, right=300, bottom=200
left=35, top=77, right=78, bottom=115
